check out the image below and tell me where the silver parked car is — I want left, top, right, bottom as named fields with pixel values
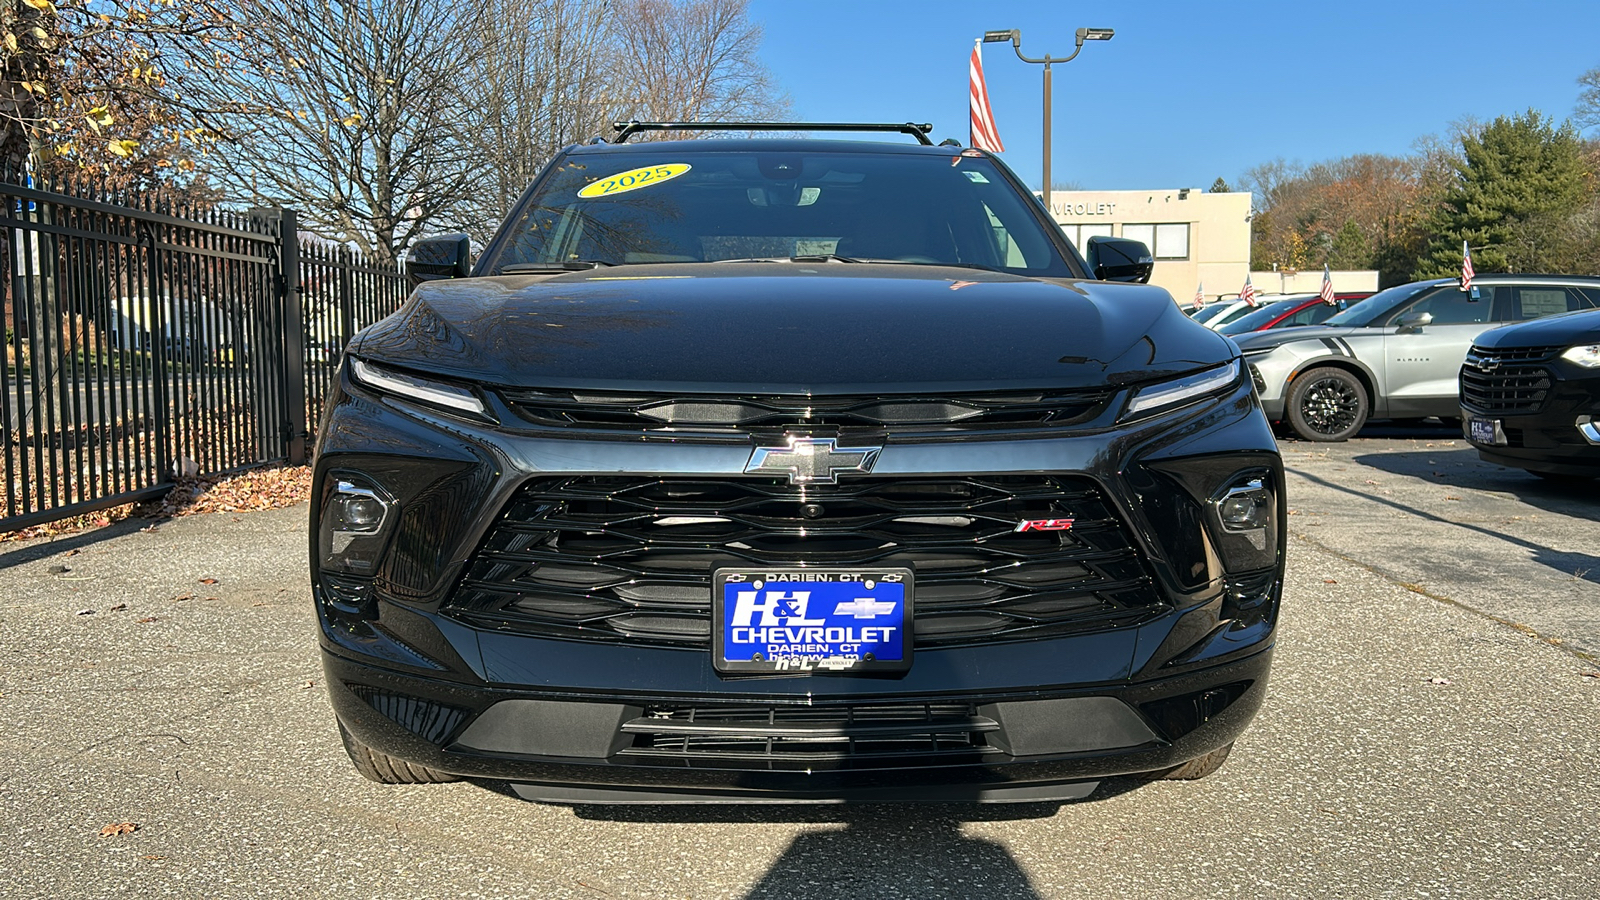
left=1234, top=275, right=1600, bottom=441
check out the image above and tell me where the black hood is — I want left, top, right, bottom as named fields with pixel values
left=1474, top=308, right=1600, bottom=348
left=353, top=264, right=1235, bottom=394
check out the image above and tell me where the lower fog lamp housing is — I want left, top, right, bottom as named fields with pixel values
left=1209, top=471, right=1279, bottom=572
left=319, top=477, right=398, bottom=577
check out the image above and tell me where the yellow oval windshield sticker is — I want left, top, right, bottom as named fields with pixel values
left=577, top=163, right=691, bottom=199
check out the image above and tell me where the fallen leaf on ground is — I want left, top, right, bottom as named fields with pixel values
left=1445, top=496, right=1461, bottom=501
left=1426, top=677, right=1452, bottom=685
left=1580, top=671, right=1600, bottom=679
left=1322, top=578, right=1337, bottom=584
left=98, top=822, right=138, bottom=837
left=76, top=609, right=94, bottom=616
left=0, top=466, right=309, bottom=543
left=198, top=578, right=218, bottom=585
left=141, top=855, right=167, bottom=860
left=302, top=680, right=315, bottom=689
left=137, top=617, right=158, bottom=624
left=109, top=603, right=127, bottom=612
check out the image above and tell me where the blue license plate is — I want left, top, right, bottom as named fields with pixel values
left=1468, top=416, right=1503, bottom=445
left=714, top=568, right=913, bottom=674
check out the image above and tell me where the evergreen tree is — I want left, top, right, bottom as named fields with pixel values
left=1326, top=219, right=1371, bottom=269
left=1417, top=110, right=1589, bottom=276
left=1210, top=177, right=1231, bottom=193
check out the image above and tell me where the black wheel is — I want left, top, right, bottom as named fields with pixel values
left=1286, top=367, right=1368, bottom=441
left=1144, top=742, right=1234, bottom=781
left=337, top=722, right=459, bottom=784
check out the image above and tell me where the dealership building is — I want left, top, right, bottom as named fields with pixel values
left=1048, top=189, right=1376, bottom=302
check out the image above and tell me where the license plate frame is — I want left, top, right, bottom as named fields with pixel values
left=1467, top=415, right=1506, bottom=446
left=712, top=568, right=914, bottom=675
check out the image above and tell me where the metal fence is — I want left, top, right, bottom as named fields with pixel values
left=1, top=175, right=408, bottom=531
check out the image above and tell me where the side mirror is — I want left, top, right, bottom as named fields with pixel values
left=1085, top=236, right=1154, bottom=283
left=405, top=234, right=472, bottom=285
left=1394, top=310, right=1433, bottom=333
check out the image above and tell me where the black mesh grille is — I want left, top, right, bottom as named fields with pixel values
left=1461, top=345, right=1564, bottom=414
left=500, top=389, right=1111, bottom=434
left=445, top=475, right=1164, bottom=647
left=617, top=702, right=999, bottom=770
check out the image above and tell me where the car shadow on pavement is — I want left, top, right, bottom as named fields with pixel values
left=736, top=813, right=1045, bottom=899
left=1299, top=454, right=1600, bottom=586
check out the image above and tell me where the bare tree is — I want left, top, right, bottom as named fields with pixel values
left=451, top=0, right=788, bottom=241
left=454, top=0, right=616, bottom=238
left=609, top=0, right=789, bottom=127
left=181, top=0, right=482, bottom=264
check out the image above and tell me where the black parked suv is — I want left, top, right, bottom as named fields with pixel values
left=311, top=122, right=1285, bottom=803
left=1461, top=307, right=1600, bottom=479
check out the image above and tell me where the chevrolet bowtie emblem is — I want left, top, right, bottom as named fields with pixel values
left=745, top=437, right=881, bottom=484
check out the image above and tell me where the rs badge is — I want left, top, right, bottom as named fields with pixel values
left=1015, top=518, right=1075, bottom=532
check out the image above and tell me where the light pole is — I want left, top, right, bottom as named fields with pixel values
left=982, top=27, right=1114, bottom=213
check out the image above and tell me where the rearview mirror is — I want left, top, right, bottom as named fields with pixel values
left=405, top=234, right=472, bottom=285
left=1085, top=236, right=1154, bottom=283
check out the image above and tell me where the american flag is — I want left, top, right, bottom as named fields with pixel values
left=969, top=40, right=1004, bottom=153
left=1192, top=282, right=1205, bottom=310
left=1319, top=264, right=1337, bottom=306
left=1461, top=240, right=1475, bottom=292
left=1239, top=274, right=1259, bottom=307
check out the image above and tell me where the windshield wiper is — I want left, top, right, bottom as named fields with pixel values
left=500, top=260, right=615, bottom=274
left=788, top=254, right=863, bottom=263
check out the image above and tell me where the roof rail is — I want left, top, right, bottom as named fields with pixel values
left=610, top=121, right=935, bottom=146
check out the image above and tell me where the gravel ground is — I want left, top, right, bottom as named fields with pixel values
left=1, top=438, right=1597, bottom=899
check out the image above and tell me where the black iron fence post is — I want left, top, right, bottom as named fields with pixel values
left=277, top=209, right=307, bottom=465
left=140, top=221, right=172, bottom=483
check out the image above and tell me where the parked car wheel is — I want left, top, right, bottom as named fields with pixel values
left=1144, top=742, right=1234, bottom=780
left=1286, top=367, right=1368, bottom=441
left=338, top=723, right=458, bottom=784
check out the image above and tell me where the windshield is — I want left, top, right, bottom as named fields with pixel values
left=1191, top=303, right=1236, bottom=324
left=1324, top=282, right=1433, bottom=326
left=486, top=148, right=1075, bottom=276
left=1217, top=299, right=1306, bottom=335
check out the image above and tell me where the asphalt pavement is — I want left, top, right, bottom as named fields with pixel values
left=1, top=428, right=1597, bottom=899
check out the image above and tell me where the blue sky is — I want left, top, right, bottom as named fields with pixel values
left=747, top=0, right=1600, bottom=190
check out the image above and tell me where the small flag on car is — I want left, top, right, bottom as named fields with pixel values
left=1192, top=282, right=1204, bottom=310
left=1319, top=264, right=1337, bottom=306
left=969, top=40, right=1004, bottom=153
left=1239, top=274, right=1259, bottom=307
left=1460, top=240, right=1474, bottom=292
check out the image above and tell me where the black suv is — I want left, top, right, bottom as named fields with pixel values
left=1461, top=307, right=1600, bottom=479
left=311, top=122, right=1285, bottom=803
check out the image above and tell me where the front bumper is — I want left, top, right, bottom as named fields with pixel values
left=323, top=643, right=1272, bottom=803
left=1462, top=374, right=1600, bottom=476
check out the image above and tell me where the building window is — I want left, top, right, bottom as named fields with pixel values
left=1060, top=223, right=1113, bottom=249
left=1120, top=223, right=1190, bottom=260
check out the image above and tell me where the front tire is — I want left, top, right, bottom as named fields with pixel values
left=338, top=722, right=459, bottom=784
left=1286, top=367, right=1368, bottom=441
left=1143, top=742, right=1234, bottom=780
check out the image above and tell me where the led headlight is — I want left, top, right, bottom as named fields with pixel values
left=1559, top=344, right=1600, bottom=368
left=350, top=357, right=487, bottom=416
left=1124, top=360, right=1241, bottom=418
